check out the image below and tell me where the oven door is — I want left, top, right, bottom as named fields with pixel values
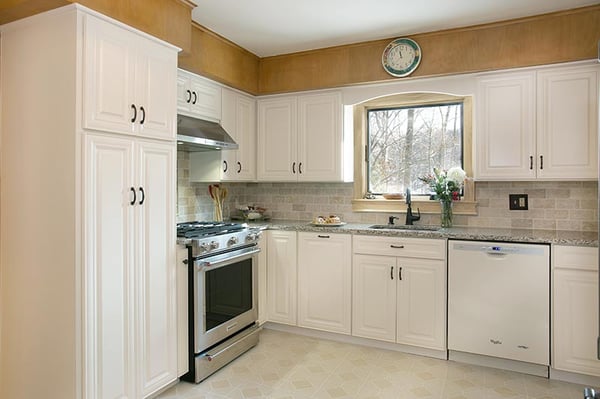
left=193, top=245, right=259, bottom=353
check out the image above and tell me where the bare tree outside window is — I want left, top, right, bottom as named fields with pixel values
left=367, top=102, right=463, bottom=195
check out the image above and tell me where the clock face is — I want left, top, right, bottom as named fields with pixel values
left=382, top=38, right=421, bottom=77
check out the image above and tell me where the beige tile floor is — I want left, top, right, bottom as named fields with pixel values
left=157, top=329, right=586, bottom=399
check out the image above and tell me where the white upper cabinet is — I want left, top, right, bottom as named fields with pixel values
left=83, top=14, right=176, bottom=140
left=177, top=69, right=222, bottom=122
left=536, top=65, right=598, bottom=179
left=221, top=87, right=257, bottom=181
left=475, top=72, right=536, bottom=179
left=257, top=91, right=343, bottom=182
left=475, top=63, right=598, bottom=180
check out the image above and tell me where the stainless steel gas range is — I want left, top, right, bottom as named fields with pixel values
left=177, top=221, right=263, bottom=383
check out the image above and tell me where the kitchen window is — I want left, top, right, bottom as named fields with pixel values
left=352, top=92, right=476, bottom=214
left=367, top=102, right=463, bottom=195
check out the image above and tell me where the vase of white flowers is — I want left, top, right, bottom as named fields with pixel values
left=419, top=167, right=467, bottom=228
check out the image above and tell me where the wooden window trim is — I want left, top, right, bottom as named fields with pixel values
left=352, top=92, right=477, bottom=215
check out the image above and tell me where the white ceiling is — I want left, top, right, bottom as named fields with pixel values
left=191, top=0, right=598, bottom=57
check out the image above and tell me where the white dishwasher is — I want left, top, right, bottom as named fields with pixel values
left=448, top=240, right=550, bottom=368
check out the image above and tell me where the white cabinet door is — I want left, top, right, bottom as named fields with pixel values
left=83, top=14, right=136, bottom=136
left=553, top=245, right=600, bottom=377
left=266, top=230, right=298, bottom=325
left=537, top=65, right=598, bottom=179
left=352, top=254, right=397, bottom=342
left=84, top=134, right=136, bottom=399
left=553, top=268, right=600, bottom=377
left=136, top=141, right=177, bottom=397
left=84, top=15, right=176, bottom=140
left=177, top=69, right=222, bottom=122
left=221, top=88, right=257, bottom=181
left=297, top=92, right=343, bottom=181
left=396, top=258, right=446, bottom=350
left=475, top=72, right=536, bottom=180
left=297, top=233, right=351, bottom=334
left=134, top=40, right=177, bottom=140
left=257, top=233, right=268, bottom=325
left=257, top=97, right=297, bottom=181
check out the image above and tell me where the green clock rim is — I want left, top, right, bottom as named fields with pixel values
left=382, top=38, right=422, bottom=77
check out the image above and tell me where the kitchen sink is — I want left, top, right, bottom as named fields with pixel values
left=368, top=224, right=441, bottom=231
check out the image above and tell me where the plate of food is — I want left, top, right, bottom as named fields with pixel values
left=310, top=215, right=346, bottom=227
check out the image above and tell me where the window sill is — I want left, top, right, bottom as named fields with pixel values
left=351, top=199, right=478, bottom=215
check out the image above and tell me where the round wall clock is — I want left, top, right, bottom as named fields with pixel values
left=382, top=38, right=422, bottom=77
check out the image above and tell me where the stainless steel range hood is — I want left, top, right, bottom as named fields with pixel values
left=177, top=114, right=238, bottom=151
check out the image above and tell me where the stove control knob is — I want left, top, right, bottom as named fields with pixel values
left=199, top=243, right=210, bottom=253
left=246, top=233, right=257, bottom=242
left=227, top=236, right=239, bottom=246
left=209, top=241, right=219, bottom=250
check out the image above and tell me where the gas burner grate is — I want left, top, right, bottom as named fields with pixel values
left=177, top=221, right=246, bottom=238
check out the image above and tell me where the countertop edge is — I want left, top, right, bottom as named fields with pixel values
left=248, top=220, right=599, bottom=247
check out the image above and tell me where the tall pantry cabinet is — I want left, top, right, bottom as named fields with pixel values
left=0, top=5, right=178, bottom=399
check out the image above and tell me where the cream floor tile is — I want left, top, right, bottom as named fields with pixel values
left=157, top=329, right=588, bottom=399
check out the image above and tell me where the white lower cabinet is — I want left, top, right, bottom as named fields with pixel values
left=553, top=246, right=600, bottom=377
left=297, top=232, right=352, bottom=334
left=85, top=134, right=177, bottom=398
left=266, top=230, right=298, bottom=325
left=352, top=236, right=446, bottom=350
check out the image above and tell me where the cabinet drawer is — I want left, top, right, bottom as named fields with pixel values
left=353, top=235, right=445, bottom=259
left=554, top=245, right=598, bottom=271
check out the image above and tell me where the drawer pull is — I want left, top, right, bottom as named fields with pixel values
left=490, top=339, right=502, bottom=345
left=317, top=235, right=330, bottom=239
left=517, top=345, right=529, bottom=349
left=390, top=244, right=405, bottom=249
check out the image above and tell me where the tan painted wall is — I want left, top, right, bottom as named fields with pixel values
left=178, top=23, right=260, bottom=95
left=258, top=5, right=600, bottom=94
left=0, top=0, right=194, bottom=53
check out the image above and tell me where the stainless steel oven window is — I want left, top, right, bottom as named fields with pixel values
left=205, top=257, right=253, bottom=331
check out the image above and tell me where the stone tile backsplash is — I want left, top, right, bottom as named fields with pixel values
left=177, top=151, right=598, bottom=231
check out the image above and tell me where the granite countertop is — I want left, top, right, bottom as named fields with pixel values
left=247, top=219, right=599, bottom=247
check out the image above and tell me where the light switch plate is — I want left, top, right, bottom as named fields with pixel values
left=509, top=194, right=528, bottom=210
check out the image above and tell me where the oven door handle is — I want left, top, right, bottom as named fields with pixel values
left=195, top=246, right=260, bottom=271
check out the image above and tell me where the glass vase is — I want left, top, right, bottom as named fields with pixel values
left=440, top=199, right=453, bottom=228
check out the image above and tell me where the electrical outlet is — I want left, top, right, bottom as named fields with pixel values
left=509, top=194, right=528, bottom=210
